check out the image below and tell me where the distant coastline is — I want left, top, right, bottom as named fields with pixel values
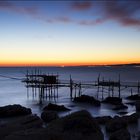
left=0, top=63, right=140, bottom=68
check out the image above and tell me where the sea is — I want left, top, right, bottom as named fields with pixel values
left=0, top=66, right=139, bottom=116
left=0, top=66, right=140, bottom=139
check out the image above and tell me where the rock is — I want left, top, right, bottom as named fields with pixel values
left=0, top=114, right=43, bottom=140
left=112, top=104, right=128, bottom=110
left=109, top=129, right=131, bottom=140
left=126, top=94, right=140, bottom=100
left=0, top=104, right=31, bottom=117
left=125, top=102, right=135, bottom=106
left=74, top=95, right=101, bottom=106
left=95, top=116, right=112, bottom=124
left=41, top=111, right=59, bottom=123
left=106, top=117, right=127, bottom=133
left=102, top=97, right=122, bottom=105
left=135, top=101, right=140, bottom=111
left=47, top=110, right=104, bottom=140
left=4, top=110, right=104, bottom=140
left=117, top=111, right=128, bottom=115
left=43, top=103, right=70, bottom=112
left=122, top=113, right=139, bottom=123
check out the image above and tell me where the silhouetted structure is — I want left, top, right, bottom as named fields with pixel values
left=22, top=70, right=140, bottom=104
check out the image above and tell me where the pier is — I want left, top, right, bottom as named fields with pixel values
left=22, top=70, right=140, bottom=104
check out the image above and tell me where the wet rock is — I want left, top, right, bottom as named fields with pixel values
left=126, top=94, right=140, bottom=100
left=0, top=104, right=31, bottom=117
left=43, top=103, right=70, bottom=112
left=102, top=97, right=122, bottom=105
left=125, top=102, right=135, bottom=106
left=109, top=129, right=131, bottom=140
left=4, top=110, right=104, bottom=140
left=117, top=111, right=128, bottom=115
left=122, top=113, right=139, bottom=123
left=95, top=116, right=112, bottom=125
left=74, top=95, right=101, bottom=106
left=41, top=111, right=59, bottom=123
left=0, top=114, right=43, bottom=140
left=106, top=117, right=127, bottom=133
left=135, top=101, right=140, bottom=111
left=112, top=104, right=128, bottom=110
left=47, top=110, right=104, bottom=140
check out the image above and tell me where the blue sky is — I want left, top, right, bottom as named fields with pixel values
left=0, top=0, right=140, bottom=66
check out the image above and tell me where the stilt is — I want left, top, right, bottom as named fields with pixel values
left=138, top=82, right=140, bottom=95
left=118, top=74, right=121, bottom=98
left=70, top=75, right=73, bottom=99
left=131, top=88, right=133, bottom=96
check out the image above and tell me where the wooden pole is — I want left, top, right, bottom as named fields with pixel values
left=138, top=82, right=140, bottom=95
left=70, top=75, right=73, bottom=99
left=118, top=74, right=121, bottom=98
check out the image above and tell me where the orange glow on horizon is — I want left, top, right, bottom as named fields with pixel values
left=0, top=60, right=140, bottom=67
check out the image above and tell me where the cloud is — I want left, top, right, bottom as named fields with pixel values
left=0, top=1, right=140, bottom=29
left=78, top=18, right=105, bottom=26
left=71, top=1, right=93, bottom=11
left=102, top=1, right=140, bottom=27
left=0, top=1, right=39, bottom=17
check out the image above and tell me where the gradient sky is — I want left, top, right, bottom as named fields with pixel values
left=0, top=0, right=140, bottom=66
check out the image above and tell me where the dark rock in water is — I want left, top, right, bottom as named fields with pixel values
left=102, top=97, right=122, bottom=105
left=74, top=95, right=101, bottom=106
left=113, top=104, right=128, bottom=110
left=43, top=103, right=70, bottom=111
left=122, top=113, right=139, bottom=123
left=135, top=101, right=140, bottom=111
left=109, top=129, right=131, bottom=140
left=41, top=111, right=59, bottom=123
left=0, top=114, right=43, bottom=140
left=125, top=102, right=135, bottom=106
left=106, top=117, right=127, bottom=133
left=117, top=111, right=128, bottom=115
left=126, top=94, right=140, bottom=100
left=47, top=110, right=104, bottom=140
left=4, top=110, right=104, bottom=140
left=0, top=104, right=31, bottom=117
left=95, top=116, right=112, bottom=125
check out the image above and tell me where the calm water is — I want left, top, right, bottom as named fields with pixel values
left=0, top=66, right=140, bottom=117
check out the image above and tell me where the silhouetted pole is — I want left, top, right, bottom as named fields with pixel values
left=70, top=75, right=73, bottom=99
left=78, top=83, right=81, bottom=97
left=118, top=74, right=121, bottom=98
left=138, top=82, right=140, bottom=95
left=102, top=77, right=104, bottom=100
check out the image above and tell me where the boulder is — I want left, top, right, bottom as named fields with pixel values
left=122, top=113, right=139, bottom=123
left=47, top=110, right=104, bottom=140
left=41, top=111, right=59, bottom=123
left=0, top=104, right=31, bottom=117
left=117, top=111, right=128, bottom=115
left=95, top=116, right=112, bottom=125
left=106, top=117, right=127, bottom=133
left=74, top=95, right=101, bottom=106
left=109, top=129, right=131, bottom=140
left=125, top=102, right=135, bottom=106
left=112, top=104, right=128, bottom=110
left=102, top=97, right=122, bottom=105
left=126, top=94, right=140, bottom=100
left=43, top=103, right=70, bottom=111
left=135, top=101, right=140, bottom=111
left=0, top=114, right=43, bottom=140
left=4, top=110, right=104, bottom=140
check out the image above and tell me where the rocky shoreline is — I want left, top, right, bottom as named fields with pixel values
left=0, top=97, right=140, bottom=140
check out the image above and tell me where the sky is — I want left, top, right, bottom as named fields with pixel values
left=0, top=0, right=140, bottom=66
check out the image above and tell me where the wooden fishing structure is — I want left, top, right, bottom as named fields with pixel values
left=22, top=70, right=140, bottom=104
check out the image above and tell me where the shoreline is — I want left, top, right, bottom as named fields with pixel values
left=0, top=94, right=140, bottom=140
